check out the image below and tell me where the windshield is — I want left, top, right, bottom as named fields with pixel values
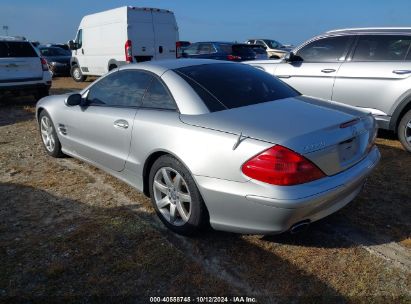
left=264, top=39, right=283, bottom=49
left=39, top=47, right=70, bottom=56
left=174, top=63, right=299, bottom=112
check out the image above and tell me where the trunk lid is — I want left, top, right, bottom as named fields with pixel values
left=180, top=96, right=376, bottom=176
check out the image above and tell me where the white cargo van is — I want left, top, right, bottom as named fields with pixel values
left=68, top=6, right=179, bottom=82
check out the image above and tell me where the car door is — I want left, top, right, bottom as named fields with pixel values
left=332, top=34, right=411, bottom=116
left=129, top=76, right=180, bottom=178
left=152, top=11, right=178, bottom=60
left=72, top=29, right=89, bottom=73
left=275, top=35, right=354, bottom=100
left=62, top=70, right=153, bottom=172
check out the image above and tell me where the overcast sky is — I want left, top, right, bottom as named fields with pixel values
left=1, top=0, right=411, bottom=45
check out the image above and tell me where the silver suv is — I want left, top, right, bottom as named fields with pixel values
left=247, top=28, right=411, bottom=152
left=0, top=36, right=52, bottom=100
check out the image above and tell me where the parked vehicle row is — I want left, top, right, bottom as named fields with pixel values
left=246, top=27, right=411, bottom=152
left=181, top=41, right=268, bottom=61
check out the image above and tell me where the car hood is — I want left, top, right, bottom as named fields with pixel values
left=180, top=96, right=375, bottom=175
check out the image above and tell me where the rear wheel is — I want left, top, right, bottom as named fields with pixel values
left=39, top=111, right=64, bottom=158
left=149, top=155, right=208, bottom=235
left=398, top=109, right=411, bottom=152
left=71, top=64, right=87, bottom=82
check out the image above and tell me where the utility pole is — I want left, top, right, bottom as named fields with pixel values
left=3, top=25, right=9, bottom=36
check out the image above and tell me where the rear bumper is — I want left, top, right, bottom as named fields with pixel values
left=49, top=64, right=70, bottom=75
left=195, top=146, right=380, bottom=234
left=0, top=81, right=51, bottom=92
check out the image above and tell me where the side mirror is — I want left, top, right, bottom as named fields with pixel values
left=284, top=51, right=302, bottom=62
left=65, top=93, right=82, bottom=106
left=68, top=40, right=77, bottom=50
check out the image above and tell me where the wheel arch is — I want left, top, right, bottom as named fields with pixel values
left=36, top=107, right=46, bottom=123
left=70, top=57, right=79, bottom=67
left=107, top=59, right=119, bottom=72
left=141, top=150, right=201, bottom=199
left=390, top=95, right=411, bottom=132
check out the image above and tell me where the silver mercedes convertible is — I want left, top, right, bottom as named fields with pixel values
left=36, top=59, right=380, bottom=235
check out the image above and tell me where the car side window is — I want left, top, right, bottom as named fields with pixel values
left=87, top=70, right=152, bottom=107
left=297, top=36, right=352, bottom=62
left=353, top=35, right=411, bottom=61
left=183, top=43, right=199, bottom=55
left=256, top=40, right=266, bottom=47
left=197, top=43, right=213, bottom=54
left=142, top=78, right=177, bottom=110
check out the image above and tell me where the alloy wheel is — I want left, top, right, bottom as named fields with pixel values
left=405, top=119, right=411, bottom=144
left=153, top=167, right=192, bottom=226
left=40, top=116, right=55, bottom=152
left=73, top=67, right=81, bottom=80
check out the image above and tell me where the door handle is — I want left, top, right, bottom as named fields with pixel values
left=321, top=69, right=336, bottom=73
left=392, top=70, right=411, bottom=75
left=114, top=119, right=129, bottom=129
left=277, top=75, right=291, bottom=78
left=81, top=48, right=84, bottom=55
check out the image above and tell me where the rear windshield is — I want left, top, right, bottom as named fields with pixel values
left=174, top=63, right=299, bottom=112
left=0, top=41, right=38, bottom=58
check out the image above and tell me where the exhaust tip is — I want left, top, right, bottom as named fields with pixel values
left=290, top=220, right=311, bottom=234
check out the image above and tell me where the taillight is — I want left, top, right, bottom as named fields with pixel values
left=227, top=54, right=242, bottom=61
left=125, top=40, right=133, bottom=63
left=242, top=145, right=325, bottom=186
left=176, top=41, right=182, bottom=58
left=40, top=57, right=48, bottom=71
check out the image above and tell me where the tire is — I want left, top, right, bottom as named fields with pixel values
left=34, top=88, right=49, bottom=101
left=71, top=64, right=87, bottom=82
left=38, top=111, right=64, bottom=158
left=398, top=109, right=411, bottom=152
left=149, top=155, right=209, bottom=236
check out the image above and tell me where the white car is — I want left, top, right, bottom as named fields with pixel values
left=0, top=36, right=51, bottom=100
left=68, top=6, right=179, bottom=82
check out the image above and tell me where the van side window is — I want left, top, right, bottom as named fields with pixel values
left=142, top=78, right=177, bottom=110
left=297, top=36, right=352, bottom=62
left=353, top=35, right=411, bottom=61
left=75, top=29, right=83, bottom=49
left=87, top=70, right=152, bottom=107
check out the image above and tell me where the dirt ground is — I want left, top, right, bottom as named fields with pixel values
left=0, top=77, right=410, bottom=303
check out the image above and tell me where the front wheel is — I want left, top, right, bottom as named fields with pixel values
left=39, top=111, right=64, bottom=158
left=71, top=64, right=87, bottom=82
left=398, top=109, right=411, bottom=152
left=149, top=155, right=209, bottom=235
